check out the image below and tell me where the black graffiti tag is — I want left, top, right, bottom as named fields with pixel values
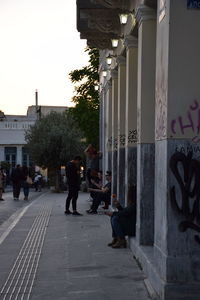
left=169, top=151, right=200, bottom=244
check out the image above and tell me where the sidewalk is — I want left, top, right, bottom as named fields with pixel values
left=0, top=188, right=48, bottom=226
left=0, top=191, right=150, bottom=300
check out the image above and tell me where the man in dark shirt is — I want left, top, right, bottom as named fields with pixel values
left=65, top=156, right=82, bottom=216
left=11, top=164, right=23, bottom=200
left=86, top=171, right=112, bottom=214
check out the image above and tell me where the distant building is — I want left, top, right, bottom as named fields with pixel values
left=0, top=105, right=68, bottom=169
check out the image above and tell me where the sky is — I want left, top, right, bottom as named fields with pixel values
left=0, top=0, right=89, bottom=115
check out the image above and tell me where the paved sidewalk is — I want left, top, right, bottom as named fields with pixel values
left=0, top=188, right=47, bottom=226
left=0, top=191, right=150, bottom=300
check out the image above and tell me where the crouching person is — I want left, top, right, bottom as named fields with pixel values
left=105, top=185, right=136, bottom=248
left=87, top=171, right=111, bottom=214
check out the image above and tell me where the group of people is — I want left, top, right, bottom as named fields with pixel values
left=11, top=165, right=43, bottom=200
left=0, top=164, right=43, bottom=201
left=64, top=144, right=137, bottom=249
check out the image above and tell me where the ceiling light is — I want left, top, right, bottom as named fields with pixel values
left=106, top=55, right=112, bottom=65
left=111, top=39, right=119, bottom=48
left=119, top=13, right=128, bottom=25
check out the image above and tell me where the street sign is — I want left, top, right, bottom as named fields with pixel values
left=187, top=0, right=200, bottom=9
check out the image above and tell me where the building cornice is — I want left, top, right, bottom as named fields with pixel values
left=104, top=80, right=112, bottom=93
left=110, top=69, right=118, bottom=79
left=90, top=0, right=132, bottom=12
left=116, top=55, right=126, bottom=66
left=135, top=4, right=156, bottom=27
left=124, top=35, right=138, bottom=49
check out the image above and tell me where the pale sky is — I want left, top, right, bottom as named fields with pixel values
left=0, top=0, right=89, bottom=115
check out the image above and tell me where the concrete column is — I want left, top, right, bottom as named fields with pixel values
left=102, top=88, right=107, bottom=178
left=116, top=56, right=126, bottom=206
left=99, top=89, right=104, bottom=172
left=124, top=35, right=138, bottom=204
left=16, top=146, right=23, bottom=165
left=111, top=70, right=118, bottom=195
left=135, top=5, right=156, bottom=246
left=0, top=146, right=4, bottom=162
left=105, top=81, right=112, bottom=172
left=153, top=1, right=200, bottom=299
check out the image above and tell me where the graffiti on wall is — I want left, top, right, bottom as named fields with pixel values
left=128, top=129, right=137, bottom=144
left=119, top=134, right=126, bottom=146
left=175, top=145, right=200, bottom=161
left=111, top=131, right=137, bottom=149
left=170, top=151, right=200, bottom=244
left=114, top=137, right=118, bottom=150
left=171, top=99, right=200, bottom=142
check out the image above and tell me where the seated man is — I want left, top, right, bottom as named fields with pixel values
left=105, top=185, right=136, bottom=248
left=90, top=171, right=102, bottom=200
left=87, top=171, right=112, bottom=214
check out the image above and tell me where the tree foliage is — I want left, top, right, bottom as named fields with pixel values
left=0, top=161, right=10, bottom=171
left=69, top=47, right=99, bottom=148
left=25, top=111, right=84, bottom=169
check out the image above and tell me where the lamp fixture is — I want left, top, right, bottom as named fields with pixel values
left=111, top=39, right=119, bottom=48
left=119, top=13, right=129, bottom=25
left=102, top=70, right=107, bottom=77
left=94, top=85, right=99, bottom=91
left=106, top=55, right=112, bottom=65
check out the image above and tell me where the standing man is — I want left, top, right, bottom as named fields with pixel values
left=65, top=156, right=82, bottom=216
left=11, top=164, right=23, bottom=200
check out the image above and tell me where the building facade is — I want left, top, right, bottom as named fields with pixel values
left=0, top=105, right=68, bottom=169
left=77, top=1, right=200, bottom=299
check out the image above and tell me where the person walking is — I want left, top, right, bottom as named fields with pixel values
left=21, top=166, right=32, bottom=200
left=65, top=156, right=82, bottom=216
left=11, top=164, right=23, bottom=200
left=34, top=172, right=42, bottom=192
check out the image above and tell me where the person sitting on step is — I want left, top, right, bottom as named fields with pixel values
left=105, top=185, right=136, bottom=248
left=86, top=171, right=112, bottom=214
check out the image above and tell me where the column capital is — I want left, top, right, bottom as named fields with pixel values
left=124, top=35, right=138, bottom=49
left=135, top=5, right=156, bottom=27
left=110, top=69, right=118, bottom=79
left=116, top=55, right=126, bottom=66
left=104, top=80, right=112, bottom=92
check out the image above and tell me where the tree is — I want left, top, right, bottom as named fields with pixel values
left=25, top=111, right=84, bottom=191
left=69, top=47, right=99, bottom=148
left=0, top=161, right=10, bottom=171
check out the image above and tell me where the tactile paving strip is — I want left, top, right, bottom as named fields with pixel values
left=0, top=197, right=52, bottom=300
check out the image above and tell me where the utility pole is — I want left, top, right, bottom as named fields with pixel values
left=35, top=89, right=41, bottom=120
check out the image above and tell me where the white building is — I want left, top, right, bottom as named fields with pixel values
left=0, top=105, right=68, bottom=169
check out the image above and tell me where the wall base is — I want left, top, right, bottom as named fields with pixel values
left=129, top=238, right=200, bottom=300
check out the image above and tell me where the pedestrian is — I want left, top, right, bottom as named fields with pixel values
left=84, top=144, right=102, bottom=186
left=34, top=172, right=42, bottom=192
left=105, top=185, right=137, bottom=248
left=0, top=168, right=5, bottom=201
left=1, top=168, right=6, bottom=193
left=89, top=171, right=103, bottom=200
left=11, top=164, right=23, bottom=200
left=21, top=166, right=32, bottom=200
left=86, top=171, right=112, bottom=214
left=65, top=156, right=82, bottom=216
